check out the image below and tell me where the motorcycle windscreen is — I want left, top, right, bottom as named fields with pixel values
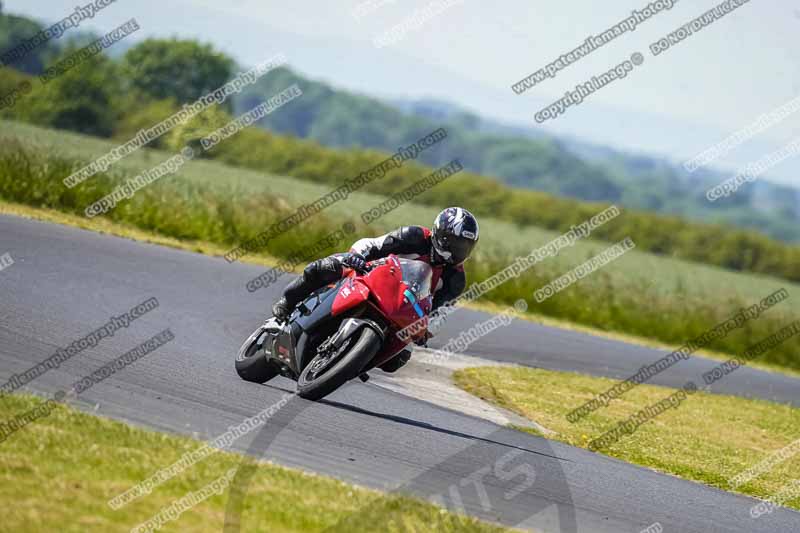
left=398, top=258, right=433, bottom=324
left=398, top=259, right=433, bottom=301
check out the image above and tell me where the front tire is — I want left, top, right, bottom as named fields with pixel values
left=297, top=328, right=381, bottom=400
left=235, top=327, right=280, bottom=383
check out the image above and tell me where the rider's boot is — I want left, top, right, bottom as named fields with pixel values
left=271, top=296, right=293, bottom=323
left=271, top=257, right=344, bottom=323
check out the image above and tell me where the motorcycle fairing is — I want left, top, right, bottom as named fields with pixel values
left=331, top=276, right=370, bottom=316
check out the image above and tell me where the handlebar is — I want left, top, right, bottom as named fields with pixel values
left=345, top=261, right=372, bottom=276
left=357, top=262, right=374, bottom=275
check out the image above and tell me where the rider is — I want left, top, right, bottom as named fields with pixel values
left=271, top=207, right=480, bottom=372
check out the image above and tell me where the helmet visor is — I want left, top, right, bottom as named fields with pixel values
left=434, top=234, right=477, bottom=265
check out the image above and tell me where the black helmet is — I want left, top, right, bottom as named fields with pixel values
left=431, top=207, right=479, bottom=265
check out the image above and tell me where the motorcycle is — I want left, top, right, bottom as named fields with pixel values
left=235, top=254, right=432, bottom=400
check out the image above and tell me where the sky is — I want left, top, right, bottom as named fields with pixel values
left=7, top=0, right=800, bottom=186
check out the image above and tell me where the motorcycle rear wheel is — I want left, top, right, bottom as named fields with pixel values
left=296, top=328, right=381, bottom=400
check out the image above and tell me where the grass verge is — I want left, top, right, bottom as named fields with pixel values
left=469, top=300, right=800, bottom=380
left=0, top=393, right=513, bottom=532
left=453, top=366, right=800, bottom=511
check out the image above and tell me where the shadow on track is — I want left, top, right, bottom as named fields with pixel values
left=223, top=383, right=577, bottom=532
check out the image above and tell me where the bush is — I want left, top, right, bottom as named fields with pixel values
left=15, top=54, right=120, bottom=137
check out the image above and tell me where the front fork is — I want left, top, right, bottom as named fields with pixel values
left=296, top=317, right=386, bottom=375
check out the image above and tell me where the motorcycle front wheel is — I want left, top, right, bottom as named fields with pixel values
left=235, top=326, right=280, bottom=383
left=296, top=327, right=381, bottom=400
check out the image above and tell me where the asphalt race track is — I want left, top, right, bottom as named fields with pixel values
left=1, top=214, right=799, bottom=532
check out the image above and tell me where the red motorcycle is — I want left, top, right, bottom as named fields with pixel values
left=235, top=255, right=432, bottom=400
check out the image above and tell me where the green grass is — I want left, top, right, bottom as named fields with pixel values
left=1, top=119, right=799, bottom=373
left=454, top=366, right=800, bottom=510
left=0, top=393, right=513, bottom=533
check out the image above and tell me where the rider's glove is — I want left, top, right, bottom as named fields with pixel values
left=341, top=252, right=367, bottom=272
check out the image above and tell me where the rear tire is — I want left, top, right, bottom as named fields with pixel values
left=297, top=328, right=381, bottom=401
left=235, top=327, right=280, bottom=384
